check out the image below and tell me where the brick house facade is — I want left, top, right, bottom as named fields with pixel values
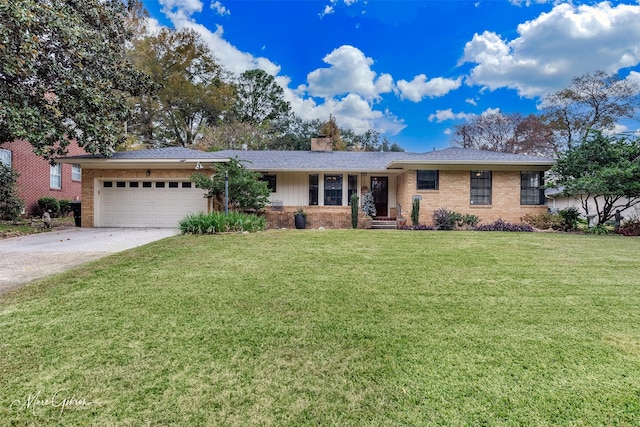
left=61, top=145, right=555, bottom=229
left=1, top=139, right=86, bottom=215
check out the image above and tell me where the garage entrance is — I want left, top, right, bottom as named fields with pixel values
left=98, top=180, right=208, bottom=227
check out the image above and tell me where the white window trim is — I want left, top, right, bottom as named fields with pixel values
left=50, top=163, right=62, bottom=189
left=0, top=148, right=11, bottom=167
left=72, top=164, right=82, bottom=181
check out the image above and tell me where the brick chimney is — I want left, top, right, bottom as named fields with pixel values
left=311, top=136, right=332, bottom=151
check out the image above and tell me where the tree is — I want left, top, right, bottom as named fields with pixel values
left=128, top=28, right=234, bottom=148
left=0, top=0, right=154, bottom=159
left=320, top=114, right=346, bottom=150
left=542, top=70, right=640, bottom=149
left=451, top=112, right=557, bottom=156
left=233, top=69, right=291, bottom=126
left=195, top=122, right=273, bottom=151
left=548, top=131, right=640, bottom=224
left=0, top=163, right=23, bottom=221
left=191, top=157, right=270, bottom=212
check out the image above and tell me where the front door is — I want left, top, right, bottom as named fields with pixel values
left=370, top=176, right=388, bottom=218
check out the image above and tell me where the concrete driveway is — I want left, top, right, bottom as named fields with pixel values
left=0, top=228, right=178, bottom=294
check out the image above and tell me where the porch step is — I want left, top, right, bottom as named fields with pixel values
left=371, top=220, right=398, bottom=230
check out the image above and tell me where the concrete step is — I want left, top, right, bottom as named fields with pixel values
left=371, top=220, right=398, bottom=230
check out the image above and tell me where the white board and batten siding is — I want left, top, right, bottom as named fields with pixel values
left=96, top=179, right=208, bottom=228
left=266, top=172, right=396, bottom=210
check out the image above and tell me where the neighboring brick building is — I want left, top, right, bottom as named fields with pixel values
left=0, top=139, right=86, bottom=215
left=60, top=143, right=555, bottom=229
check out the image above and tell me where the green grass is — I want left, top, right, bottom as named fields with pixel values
left=1, top=230, right=639, bottom=426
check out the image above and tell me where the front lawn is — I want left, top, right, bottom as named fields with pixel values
left=1, top=231, right=639, bottom=426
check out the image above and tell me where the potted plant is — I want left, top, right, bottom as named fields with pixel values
left=293, top=207, right=307, bottom=229
left=361, top=191, right=376, bottom=229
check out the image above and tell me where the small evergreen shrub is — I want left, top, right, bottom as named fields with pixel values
left=37, top=196, right=60, bottom=217
left=616, top=218, right=640, bottom=236
left=179, top=211, right=266, bottom=234
left=59, top=199, right=72, bottom=217
left=558, top=207, right=580, bottom=231
left=473, top=219, right=534, bottom=232
left=457, top=213, right=480, bottom=228
left=411, top=198, right=420, bottom=226
left=350, top=193, right=359, bottom=229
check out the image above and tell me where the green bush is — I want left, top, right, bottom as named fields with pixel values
left=558, top=207, right=580, bottom=231
left=432, top=208, right=456, bottom=230
left=59, top=199, right=72, bottom=217
left=37, top=196, right=60, bottom=217
left=350, top=193, right=359, bottom=229
left=0, top=164, right=23, bottom=221
left=411, top=198, right=420, bottom=226
left=179, top=211, right=266, bottom=234
left=586, top=224, right=610, bottom=235
left=456, top=213, right=480, bottom=228
left=521, top=212, right=562, bottom=230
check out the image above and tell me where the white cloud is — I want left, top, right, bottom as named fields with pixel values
left=465, top=98, right=478, bottom=106
left=159, top=0, right=203, bottom=15
left=397, top=74, right=463, bottom=102
left=211, top=1, right=230, bottom=16
left=319, top=5, right=334, bottom=18
left=461, top=2, right=640, bottom=98
left=428, top=109, right=474, bottom=123
left=305, top=45, right=394, bottom=101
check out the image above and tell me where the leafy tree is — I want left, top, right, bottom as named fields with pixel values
left=0, top=163, right=23, bottom=221
left=451, top=112, right=557, bottom=156
left=542, top=70, right=640, bottom=149
left=320, top=114, right=346, bottom=150
left=548, top=131, right=640, bottom=224
left=233, top=69, right=291, bottom=126
left=128, top=28, right=234, bottom=148
left=191, top=157, right=270, bottom=211
left=0, top=0, right=154, bottom=159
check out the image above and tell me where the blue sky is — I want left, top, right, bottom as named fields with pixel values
left=140, top=0, right=640, bottom=152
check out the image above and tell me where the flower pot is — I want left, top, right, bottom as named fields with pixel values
left=294, top=214, right=306, bottom=229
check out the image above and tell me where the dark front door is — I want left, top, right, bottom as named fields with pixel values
left=370, top=176, right=388, bottom=218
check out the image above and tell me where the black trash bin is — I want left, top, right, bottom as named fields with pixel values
left=70, top=201, right=81, bottom=227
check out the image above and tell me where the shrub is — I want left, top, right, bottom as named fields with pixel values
left=457, top=213, right=480, bottom=228
left=59, top=199, right=72, bottom=217
left=432, top=208, right=456, bottom=230
left=399, top=224, right=437, bottom=231
left=473, top=219, right=534, bottom=232
left=179, top=211, right=266, bottom=234
left=558, top=207, right=580, bottom=231
left=616, top=218, right=640, bottom=236
left=0, top=164, right=24, bottom=221
left=350, top=193, right=359, bottom=229
left=411, top=198, right=420, bottom=226
left=37, top=196, right=60, bottom=217
left=521, top=212, right=561, bottom=230
left=586, top=224, right=610, bottom=235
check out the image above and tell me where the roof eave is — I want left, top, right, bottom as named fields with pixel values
left=57, top=157, right=230, bottom=169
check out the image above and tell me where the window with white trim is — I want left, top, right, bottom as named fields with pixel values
left=72, top=164, right=82, bottom=181
left=50, top=163, right=62, bottom=189
left=470, top=170, right=491, bottom=205
left=0, top=149, right=11, bottom=167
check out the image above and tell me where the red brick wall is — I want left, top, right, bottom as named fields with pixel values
left=1, top=140, right=85, bottom=215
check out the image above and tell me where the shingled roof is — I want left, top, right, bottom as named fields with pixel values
left=209, top=147, right=555, bottom=172
left=61, top=146, right=555, bottom=171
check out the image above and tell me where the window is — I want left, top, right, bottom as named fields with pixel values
left=103, top=181, right=113, bottom=188
left=130, top=182, right=139, bottom=188
left=324, top=174, right=343, bottom=206
left=417, top=170, right=439, bottom=190
left=0, top=148, right=11, bottom=167
left=143, top=182, right=152, bottom=188
left=309, top=174, right=318, bottom=206
left=348, top=174, right=358, bottom=205
left=50, top=163, right=62, bottom=189
left=156, top=182, right=165, bottom=188
left=168, top=181, right=179, bottom=188
left=182, top=182, right=192, bottom=188
left=71, top=164, right=82, bottom=181
left=261, top=174, right=277, bottom=192
left=470, top=170, right=491, bottom=205
left=521, top=171, right=544, bottom=205
left=116, top=181, right=126, bottom=188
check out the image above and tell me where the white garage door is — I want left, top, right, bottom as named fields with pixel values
left=100, top=180, right=207, bottom=227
